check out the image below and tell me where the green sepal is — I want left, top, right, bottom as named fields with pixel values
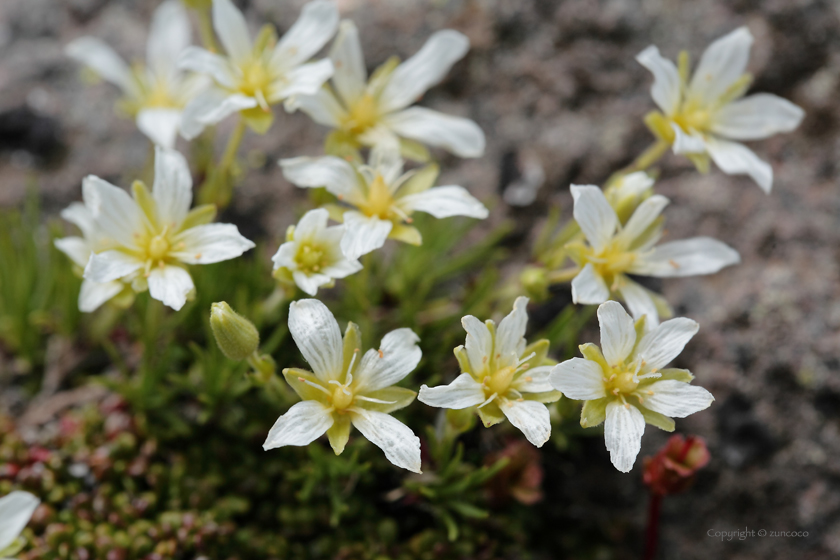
left=368, top=55, right=400, bottom=97
left=579, top=343, right=609, bottom=371
left=476, top=401, right=505, bottom=427
left=180, top=204, right=217, bottom=231
left=132, top=180, right=157, bottom=225
left=454, top=345, right=472, bottom=375
left=359, top=387, right=416, bottom=413
left=282, top=368, right=330, bottom=404
left=523, top=390, right=562, bottom=404
left=241, top=106, right=274, bottom=134
left=399, top=138, right=431, bottom=162
left=643, top=110, right=675, bottom=144
left=342, top=322, right=361, bottom=381
left=639, top=406, right=675, bottom=432
left=687, top=153, right=711, bottom=174
left=657, top=368, right=694, bottom=383
left=324, top=130, right=363, bottom=162
left=399, top=163, right=440, bottom=197
left=327, top=413, right=351, bottom=455
left=522, top=339, right=550, bottom=368
left=322, top=203, right=346, bottom=223
left=580, top=397, right=610, bottom=428
left=253, top=24, right=277, bottom=55
left=389, top=223, right=422, bottom=245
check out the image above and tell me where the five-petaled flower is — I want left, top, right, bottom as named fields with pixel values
left=79, top=147, right=255, bottom=311
left=566, top=184, right=740, bottom=325
left=178, top=0, right=338, bottom=138
left=637, top=26, right=804, bottom=193
left=418, top=297, right=561, bottom=448
left=290, top=20, right=485, bottom=160
left=549, top=301, right=714, bottom=472
left=280, top=143, right=488, bottom=260
left=264, top=299, right=422, bottom=473
left=0, top=491, right=40, bottom=559
left=66, top=1, right=207, bottom=148
left=272, top=208, right=362, bottom=295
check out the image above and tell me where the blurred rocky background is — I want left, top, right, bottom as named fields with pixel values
left=1, top=0, right=839, bottom=558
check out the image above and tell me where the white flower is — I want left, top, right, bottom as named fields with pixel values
left=264, top=299, right=422, bottom=473
left=178, top=0, right=338, bottom=138
left=549, top=301, right=714, bottom=472
left=637, top=26, right=804, bottom=192
left=566, top=184, right=740, bottom=325
left=0, top=491, right=40, bottom=559
left=290, top=20, right=485, bottom=159
left=65, top=0, right=207, bottom=148
left=280, top=143, right=488, bottom=259
left=418, top=297, right=560, bottom=448
left=81, top=146, right=255, bottom=311
left=271, top=208, right=362, bottom=295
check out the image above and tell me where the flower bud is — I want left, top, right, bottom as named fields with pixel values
left=520, top=266, right=549, bottom=301
left=604, top=171, right=655, bottom=224
left=643, top=434, right=710, bottom=496
left=210, top=302, right=259, bottom=361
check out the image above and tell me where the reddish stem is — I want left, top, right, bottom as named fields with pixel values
left=643, top=492, right=663, bottom=560
left=677, top=436, right=695, bottom=463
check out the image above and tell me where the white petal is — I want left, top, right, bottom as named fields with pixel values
left=615, top=194, right=669, bottom=248
left=340, top=212, right=392, bottom=260
left=288, top=298, right=343, bottom=381
left=212, top=0, right=252, bottom=62
left=65, top=37, right=136, bottom=95
left=461, top=315, right=492, bottom=373
left=500, top=399, right=551, bottom=447
left=598, top=300, right=637, bottom=366
left=671, top=124, right=707, bottom=154
left=295, top=208, right=329, bottom=239
left=82, top=175, right=144, bottom=249
left=280, top=155, right=358, bottom=197
left=286, top=89, right=345, bottom=127
left=147, top=265, right=194, bottom=311
left=688, top=26, right=753, bottom=106
left=496, top=296, right=529, bottom=361
left=172, top=223, right=255, bottom=264
left=330, top=20, right=367, bottom=105
left=571, top=263, right=609, bottom=305
left=54, top=236, right=90, bottom=268
left=571, top=185, right=618, bottom=251
left=642, top=380, right=714, bottom=418
left=79, top=279, right=124, bottom=313
left=350, top=408, right=422, bottom=473
left=617, top=277, right=660, bottom=325
left=369, top=140, right=405, bottom=185
left=0, top=491, right=40, bottom=550
left=292, top=270, right=331, bottom=296
left=354, top=328, right=422, bottom=392
left=379, top=30, right=470, bottom=113
left=270, top=0, right=339, bottom=71
left=60, top=202, right=97, bottom=239
left=180, top=89, right=257, bottom=140
left=84, top=251, right=143, bottom=283
left=152, top=147, right=193, bottom=227
left=263, top=400, right=334, bottom=449
left=513, top=365, right=555, bottom=393
left=631, top=237, right=740, bottom=277
left=136, top=109, right=182, bottom=149
left=320, top=258, right=362, bottom=279
left=548, top=358, right=607, bottom=400
left=382, top=107, right=485, bottom=158
left=635, top=317, right=699, bottom=371
left=147, top=0, right=191, bottom=80
left=178, top=46, right=237, bottom=89
left=636, top=45, right=681, bottom=115
left=712, top=93, right=804, bottom=141
left=604, top=401, right=646, bottom=472
left=704, top=136, right=773, bottom=193
left=398, top=186, right=488, bottom=219
left=418, top=373, right=486, bottom=409
left=272, top=241, right=297, bottom=271
left=272, top=59, right=334, bottom=102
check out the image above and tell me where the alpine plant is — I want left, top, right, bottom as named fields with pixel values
left=0, top=491, right=40, bottom=559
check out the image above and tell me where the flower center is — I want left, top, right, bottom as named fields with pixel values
left=606, top=369, right=640, bottom=396
left=344, top=93, right=379, bottom=135
left=296, top=243, right=327, bottom=274
left=359, top=174, right=395, bottom=220
left=331, top=383, right=354, bottom=410
left=144, top=79, right=178, bottom=108
left=586, top=242, right=637, bottom=286
left=238, top=59, right=272, bottom=99
left=672, top=106, right=711, bottom=133
left=485, top=365, right=516, bottom=397
left=147, top=234, right=170, bottom=262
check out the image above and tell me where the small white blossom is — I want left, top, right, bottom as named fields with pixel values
left=178, top=0, right=338, bottom=138
left=567, top=184, right=740, bottom=325
left=637, top=26, right=804, bottom=192
left=289, top=20, right=485, bottom=159
left=81, top=147, right=255, bottom=311
left=280, top=143, right=488, bottom=259
left=66, top=1, right=207, bottom=148
left=272, top=208, right=362, bottom=295
left=0, top=491, right=40, bottom=559
left=549, top=301, right=714, bottom=472
left=418, top=297, right=560, bottom=448
left=264, top=299, right=422, bottom=473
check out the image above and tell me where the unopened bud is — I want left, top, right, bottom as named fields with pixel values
left=605, top=171, right=655, bottom=223
left=643, top=434, right=710, bottom=496
left=520, top=266, right=549, bottom=301
left=210, top=302, right=259, bottom=361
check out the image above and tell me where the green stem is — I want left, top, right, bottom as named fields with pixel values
left=199, top=118, right=247, bottom=208
left=196, top=6, right=219, bottom=53
left=627, top=140, right=670, bottom=173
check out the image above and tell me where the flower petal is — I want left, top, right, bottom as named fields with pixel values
left=84, top=251, right=143, bottom=283
left=54, top=236, right=90, bottom=268
left=354, top=328, right=422, bottom=392
left=152, top=147, right=193, bottom=227
left=147, top=265, right=194, bottom=311
left=320, top=255, right=363, bottom=279
left=340, top=212, right=392, bottom=260
left=598, top=300, right=637, bottom=366
left=292, top=270, right=332, bottom=296
left=330, top=20, right=367, bottom=105
left=615, top=195, right=669, bottom=248
left=212, top=0, right=252, bottom=62
left=379, top=30, right=470, bottom=113
left=78, top=279, right=124, bottom=313
left=704, top=136, right=773, bottom=193
left=549, top=358, right=607, bottom=400
left=65, top=37, right=136, bottom=95
left=711, top=93, right=804, bottom=141
left=418, top=373, right=486, bottom=409
left=671, top=124, right=707, bottom=154
left=571, top=263, right=609, bottom=305
left=617, top=277, right=661, bottom=325
left=636, top=45, right=681, bottom=115
left=272, top=58, right=335, bottom=102
left=180, top=89, right=257, bottom=140
left=295, top=208, right=329, bottom=239
left=500, top=399, right=551, bottom=447
left=496, top=296, right=529, bottom=361
left=571, top=185, right=618, bottom=251
left=642, top=380, right=714, bottom=418
left=60, top=202, right=97, bottom=240
left=635, top=317, right=699, bottom=372
left=604, top=401, right=646, bottom=472
left=280, top=155, right=358, bottom=197
left=288, top=298, right=343, bottom=382
left=350, top=408, right=422, bottom=473
left=631, top=237, right=740, bottom=277
left=146, top=0, right=191, bottom=80
left=0, top=491, right=40, bottom=551
left=286, top=88, right=346, bottom=127
left=398, top=185, right=488, bottom=219
left=178, top=46, right=237, bottom=89
left=82, top=175, right=144, bottom=250
left=263, top=400, right=334, bottom=449
left=688, top=26, right=753, bottom=106
left=381, top=107, right=485, bottom=158
left=462, top=315, right=492, bottom=373
left=270, top=0, right=339, bottom=71
left=172, top=223, right=255, bottom=264
left=136, top=109, right=182, bottom=149
left=513, top=365, right=555, bottom=393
